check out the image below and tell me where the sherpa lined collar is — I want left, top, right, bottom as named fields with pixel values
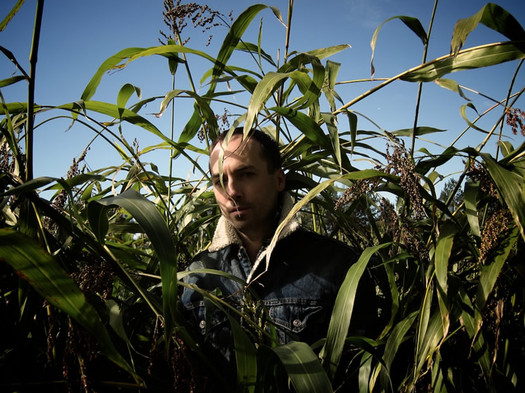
left=208, top=192, right=300, bottom=282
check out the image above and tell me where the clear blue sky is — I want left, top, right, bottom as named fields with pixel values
left=1, top=0, right=524, bottom=186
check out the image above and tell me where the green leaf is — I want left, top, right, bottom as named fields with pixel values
left=451, top=3, right=525, bottom=54
left=391, top=127, right=446, bottom=136
left=320, top=243, right=391, bottom=379
left=272, top=341, right=333, bottom=393
left=402, top=42, right=525, bottom=82
left=235, top=41, right=276, bottom=66
left=81, top=45, right=210, bottom=101
left=380, top=311, right=418, bottom=389
left=0, top=229, right=141, bottom=383
left=434, top=222, right=456, bottom=293
left=434, top=78, right=471, bottom=101
left=476, top=224, right=520, bottom=311
left=371, top=15, right=427, bottom=76
left=117, top=83, right=141, bottom=109
left=155, top=89, right=218, bottom=143
left=0, top=176, right=56, bottom=196
left=0, top=0, right=25, bottom=31
left=481, top=153, right=525, bottom=240
left=89, top=190, right=179, bottom=332
left=0, top=75, right=25, bottom=88
left=245, top=70, right=316, bottom=131
left=272, top=107, right=330, bottom=148
left=464, top=180, right=481, bottom=237
left=59, top=100, right=174, bottom=145
left=207, top=4, right=279, bottom=97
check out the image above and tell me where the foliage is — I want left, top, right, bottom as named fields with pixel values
left=1, top=1, right=525, bottom=392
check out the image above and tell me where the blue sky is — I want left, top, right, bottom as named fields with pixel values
left=1, top=0, right=524, bottom=186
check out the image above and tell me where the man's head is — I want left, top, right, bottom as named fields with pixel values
left=209, top=128, right=285, bottom=241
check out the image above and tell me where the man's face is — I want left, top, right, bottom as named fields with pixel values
left=210, top=134, right=285, bottom=240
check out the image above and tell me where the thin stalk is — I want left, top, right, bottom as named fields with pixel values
left=25, top=0, right=44, bottom=182
left=275, top=0, right=294, bottom=142
left=496, top=58, right=524, bottom=160
left=478, top=87, right=525, bottom=151
left=167, top=73, right=176, bottom=223
left=410, top=0, right=439, bottom=157
left=333, top=42, right=509, bottom=116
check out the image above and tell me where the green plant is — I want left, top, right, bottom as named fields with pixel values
left=1, top=1, right=524, bottom=392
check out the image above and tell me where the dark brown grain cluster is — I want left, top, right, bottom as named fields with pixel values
left=506, top=107, right=525, bottom=136
left=160, top=0, right=232, bottom=46
left=479, top=209, right=510, bottom=265
left=385, top=143, right=426, bottom=219
left=468, top=160, right=498, bottom=199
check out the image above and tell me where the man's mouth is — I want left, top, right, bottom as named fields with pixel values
left=229, top=205, right=249, bottom=217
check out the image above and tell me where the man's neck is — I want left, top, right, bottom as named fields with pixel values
left=239, top=233, right=264, bottom=263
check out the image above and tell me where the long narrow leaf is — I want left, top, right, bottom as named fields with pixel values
left=89, top=190, right=179, bottom=332
left=402, top=41, right=525, bottom=82
left=272, top=341, right=333, bottom=393
left=451, top=3, right=525, bottom=54
left=0, top=229, right=141, bottom=384
left=320, top=243, right=391, bottom=379
left=481, top=153, right=525, bottom=240
left=370, top=15, right=427, bottom=76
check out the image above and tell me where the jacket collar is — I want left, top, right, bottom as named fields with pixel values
left=209, top=192, right=299, bottom=252
left=208, top=192, right=299, bottom=282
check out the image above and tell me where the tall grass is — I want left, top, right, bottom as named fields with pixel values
left=1, top=1, right=524, bottom=392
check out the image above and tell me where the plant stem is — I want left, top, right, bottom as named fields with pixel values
left=410, top=0, right=438, bottom=157
left=25, top=0, right=44, bottom=182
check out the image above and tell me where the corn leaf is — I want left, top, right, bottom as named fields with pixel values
left=481, top=153, right=525, bottom=241
left=401, top=42, right=525, bottom=82
left=81, top=45, right=213, bottom=101
left=0, top=228, right=141, bottom=383
left=434, top=222, right=456, bottom=293
left=451, top=3, right=525, bottom=54
left=89, top=189, right=179, bottom=332
left=117, top=83, right=141, bottom=109
left=272, top=341, right=333, bottom=393
left=321, top=243, right=391, bottom=379
left=371, top=15, right=427, bottom=76
left=0, top=0, right=25, bottom=31
left=464, top=180, right=481, bottom=237
left=380, top=311, right=418, bottom=389
left=476, top=225, right=520, bottom=311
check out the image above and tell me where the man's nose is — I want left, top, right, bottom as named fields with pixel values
left=226, top=178, right=242, bottom=199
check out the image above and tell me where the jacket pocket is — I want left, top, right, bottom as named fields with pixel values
left=265, top=298, right=329, bottom=344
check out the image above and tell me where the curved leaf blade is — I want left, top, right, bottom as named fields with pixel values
left=320, top=243, right=390, bottom=379
left=451, top=3, right=525, bottom=54
left=272, top=341, right=333, bottom=393
left=90, top=190, right=179, bottom=330
left=0, top=229, right=141, bottom=383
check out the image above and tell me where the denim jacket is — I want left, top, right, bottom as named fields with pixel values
left=180, top=193, right=375, bottom=369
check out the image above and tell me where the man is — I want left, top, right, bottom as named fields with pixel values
left=180, top=127, right=375, bottom=386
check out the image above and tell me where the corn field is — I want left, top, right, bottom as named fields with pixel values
left=1, top=1, right=524, bottom=392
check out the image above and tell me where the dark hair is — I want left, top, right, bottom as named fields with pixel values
left=211, top=127, right=282, bottom=173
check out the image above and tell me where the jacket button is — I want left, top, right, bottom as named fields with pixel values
left=199, top=320, right=206, bottom=329
left=293, top=319, right=302, bottom=328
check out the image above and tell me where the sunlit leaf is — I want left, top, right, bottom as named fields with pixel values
left=273, top=341, right=332, bottom=393
left=481, top=153, right=525, bottom=240
left=402, top=42, right=525, bottom=82
left=0, top=229, right=141, bottom=383
left=371, top=15, right=427, bottom=76
left=321, top=243, right=391, bottom=379
left=89, top=189, right=179, bottom=332
left=117, top=83, right=141, bottom=109
left=434, top=78, right=471, bottom=100
left=451, top=3, right=525, bottom=54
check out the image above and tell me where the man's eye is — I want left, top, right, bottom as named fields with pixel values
left=213, top=177, right=226, bottom=186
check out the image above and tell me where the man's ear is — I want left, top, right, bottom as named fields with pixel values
left=276, top=169, right=286, bottom=191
